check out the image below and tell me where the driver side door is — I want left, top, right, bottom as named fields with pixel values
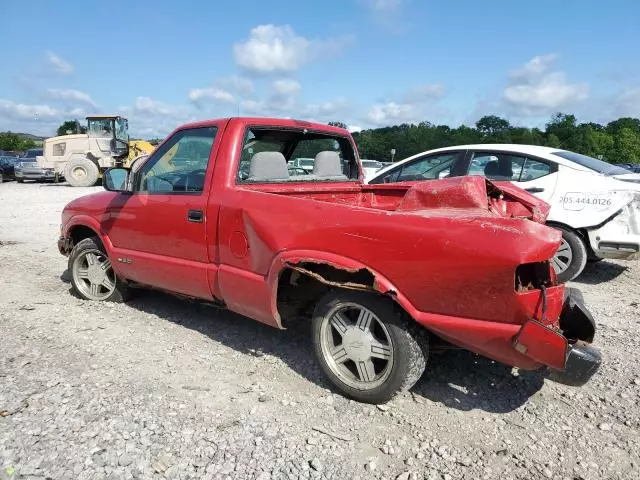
left=105, top=125, right=219, bottom=299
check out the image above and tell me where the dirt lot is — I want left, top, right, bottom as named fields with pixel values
left=1, top=181, right=639, bottom=480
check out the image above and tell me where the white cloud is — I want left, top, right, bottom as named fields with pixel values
left=233, top=24, right=350, bottom=74
left=46, top=88, right=97, bottom=108
left=0, top=99, right=91, bottom=136
left=364, top=0, right=410, bottom=32
left=401, top=84, right=445, bottom=103
left=366, top=0, right=405, bottom=14
left=367, top=102, right=417, bottom=125
left=347, top=125, right=363, bottom=133
left=0, top=99, right=61, bottom=121
left=303, top=98, right=349, bottom=118
left=118, top=96, right=193, bottom=137
left=240, top=99, right=268, bottom=115
left=272, top=79, right=302, bottom=96
left=46, top=52, right=74, bottom=75
left=508, top=54, right=558, bottom=83
left=503, top=54, right=588, bottom=115
left=267, top=79, right=302, bottom=111
left=610, top=87, right=640, bottom=118
left=219, top=75, right=254, bottom=95
left=188, top=87, right=235, bottom=105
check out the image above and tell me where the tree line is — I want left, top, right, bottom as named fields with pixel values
left=331, top=114, right=640, bottom=164
left=0, top=132, right=37, bottom=152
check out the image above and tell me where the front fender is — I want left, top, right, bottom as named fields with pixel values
left=63, top=215, right=115, bottom=256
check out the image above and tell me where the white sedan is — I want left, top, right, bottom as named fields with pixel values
left=367, top=144, right=640, bottom=282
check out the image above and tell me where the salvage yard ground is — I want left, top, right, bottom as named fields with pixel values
left=1, top=182, right=639, bottom=480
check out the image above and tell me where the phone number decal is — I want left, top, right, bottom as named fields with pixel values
left=559, top=192, right=612, bottom=211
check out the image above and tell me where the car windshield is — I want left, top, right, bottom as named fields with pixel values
left=24, top=149, right=43, bottom=158
left=299, top=159, right=314, bottom=167
left=362, top=160, right=382, bottom=168
left=552, top=150, right=630, bottom=176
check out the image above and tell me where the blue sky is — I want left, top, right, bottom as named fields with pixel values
left=1, top=0, right=639, bottom=137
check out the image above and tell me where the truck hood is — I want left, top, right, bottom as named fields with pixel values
left=62, top=191, right=120, bottom=225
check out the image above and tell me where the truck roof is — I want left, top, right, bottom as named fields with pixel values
left=86, top=115, right=126, bottom=120
left=177, top=117, right=351, bottom=136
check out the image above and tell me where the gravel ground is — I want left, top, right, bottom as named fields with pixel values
left=1, top=181, right=639, bottom=480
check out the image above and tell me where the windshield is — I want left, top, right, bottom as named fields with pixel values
left=115, top=117, right=129, bottom=143
left=23, top=149, right=43, bottom=158
left=362, top=160, right=382, bottom=168
left=552, top=150, right=630, bottom=176
left=299, top=158, right=314, bottom=167
left=88, top=118, right=113, bottom=137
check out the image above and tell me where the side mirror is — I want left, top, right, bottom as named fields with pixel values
left=103, top=167, right=131, bottom=192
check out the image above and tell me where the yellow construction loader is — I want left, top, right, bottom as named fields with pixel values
left=36, top=115, right=155, bottom=187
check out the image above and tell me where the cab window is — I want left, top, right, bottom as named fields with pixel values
left=135, top=127, right=217, bottom=194
left=236, top=128, right=358, bottom=183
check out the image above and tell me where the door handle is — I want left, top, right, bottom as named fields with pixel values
left=525, top=187, right=545, bottom=193
left=187, top=209, right=204, bottom=223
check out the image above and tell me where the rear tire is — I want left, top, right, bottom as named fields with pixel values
left=312, top=290, right=427, bottom=404
left=69, top=237, right=132, bottom=302
left=551, top=226, right=588, bottom=283
left=17, top=178, right=24, bottom=183
left=65, top=157, right=99, bottom=187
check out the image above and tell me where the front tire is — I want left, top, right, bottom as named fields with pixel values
left=69, top=237, right=131, bottom=302
left=64, top=157, right=99, bottom=187
left=312, top=290, right=427, bottom=404
left=551, top=226, right=587, bottom=283
left=17, top=178, right=24, bottom=183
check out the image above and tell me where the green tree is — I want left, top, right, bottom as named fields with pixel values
left=328, top=121, right=348, bottom=129
left=0, top=132, right=35, bottom=151
left=56, top=119, right=87, bottom=136
left=606, top=117, right=640, bottom=136
left=609, top=128, right=640, bottom=164
left=545, top=133, right=562, bottom=148
left=476, top=115, right=510, bottom=137
left=0, top=132, right=22, bottom=150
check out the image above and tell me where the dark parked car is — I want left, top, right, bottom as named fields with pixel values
left=0, top=156, right=18, bottom=183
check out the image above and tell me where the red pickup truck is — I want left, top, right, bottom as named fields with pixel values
left=58, top=117, right=601, bottom=403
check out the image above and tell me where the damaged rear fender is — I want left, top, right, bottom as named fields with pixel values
left=266, top=250, right=416, bottom=326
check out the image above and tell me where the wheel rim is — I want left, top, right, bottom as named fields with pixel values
left=71, top=166, right=88, bottom=181
left=551, top=237, right=573, bottom=275
left=320, top=302, right=394, bottom=390
left=72, top=249, right=116, bottom=300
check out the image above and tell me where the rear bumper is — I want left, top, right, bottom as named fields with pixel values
left=545, top=342, right=602, bottom=386
left=587, top=199, right=640, bottom=260
left=514, top=287, right=601, bottom=386
left=412, top=285, right=601, bottom=386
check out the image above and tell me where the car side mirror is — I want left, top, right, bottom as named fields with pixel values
left=103, top=167, right=131, bottom=192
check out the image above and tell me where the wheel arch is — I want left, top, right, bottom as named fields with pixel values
left=65, top=217, right=113, bottom=254
left=267, top=250, right=416, bottom=327
left=545, top=220, right=591, bottom=250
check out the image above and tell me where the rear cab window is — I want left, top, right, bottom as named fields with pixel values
left=236, top=127, right=359, bottom=183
